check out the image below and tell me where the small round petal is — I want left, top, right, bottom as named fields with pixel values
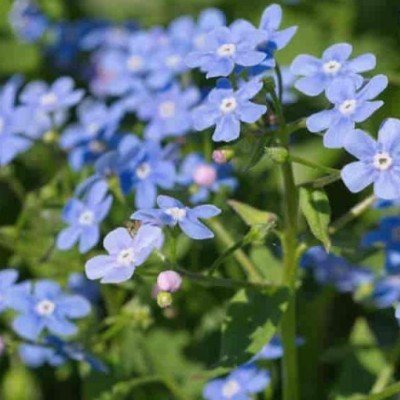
left=291, top=55, right=321, bottom=76
left=193, top=105, right=219, bottom=131
left=135, top=180, right=157, bottom=209
left=101, top=266, right=135, bottom=284
left=56, top=226, right=81, bottom=251
left=378, top=118, right=400, bottom=153
left=271, top=26, right=297, bottom=50
left=35, top=280, right=61, bottom=298
left=294, top=75, right=325, bottom=96
left=103, top=228, right=133, bottom=254
left=323, top=119, right=355, bottom=148
left=260, top=4, right=282, bottom=31
left=179, top=218, right=214, bottom=240
left=306, top=110, right=335, bottom=133
left=190, top=205, right=221, bottom=219
left=322, top=43, right=352, bottom=62
left=12, top=315, right=43, bottom=340
left=357, top=74, right=388, bottom=101
left=206, top=58, right=235, bottom=78
left=85, top=255, right=115, bottom=280
left=374, top=171, right=400, bottom=200
left=341, top=161, right=375, bottom=193
left=0, top=269, right=18, bottom=288
left=353, top=101, right=383, bottom=123
left=212, top=114, right=240, bottom=142
left=58, top=295, right=91, bottom=318
left=237, top=102, right=267, bottom=124
left=157, top=195, right=184, bottom=209
left=235, top=50, right=266, bottom=67
left=79, top=226, right=100, bottom=254
left=343, top=129, right=377, bottom=159
left=347, top=53, right=376, bottom=73
left=326, top=78, right=356, bottom=104
left=46, top=317, right=77, bottom=336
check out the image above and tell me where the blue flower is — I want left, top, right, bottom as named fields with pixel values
left=68, top=273, right=100, bottom=303
left=291, top=43, right=376, bottom=96
left=258, top=4, right=297, bottom=53
left=117, top=136, right=177, bottom=209
left=178, top=153, right=237, bottom=203
left=20, top=76, right=84, bottom=115
left=11, top=280, right=91, bottom=341
left=186, top=20, right=267, bottom=78
left=307, top=75, right=387, bottom=148
left=301, top=246, right=373, bottom=293
left=85, top=226, right=163, bottom=284
left=0, top=77, right=33, bottom=166
left=363, top=216, right=400, bottom=274
left=253, top=335, right=304, bottom=361
left=132, top=195, right=221, bottom=240
left=137, top=84, right=200, bottom=140
left=19, top=344, right=65, bottom=368
left=60, top=99, right=124, bottom=170
left=372, top=275, right=400, bottom=309
left=341, top=119, right=400, bottom=200
left=9, top=0, right=49, bottom=43
left=203, top=363, right=270, bottom=400
left=0, top=269, right=26, bottom=313
left=193, top=79, right=267, bottom=142
left=56, top=180, right=112, bottom=253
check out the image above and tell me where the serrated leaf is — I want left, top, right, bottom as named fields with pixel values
left=220, top=287, right=289, bottom=367
left=228, top=200, right=277, bottom=227
left=299, top=186, right=331, bottom=251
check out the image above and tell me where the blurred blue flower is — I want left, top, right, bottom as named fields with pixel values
left=0, top=77, right=33, bottom=166
left=203, top=363, right=270, bottom=400
left=186, top=21, right=267, bottom=78
left=301, top=246, right=373, bottom=293
left=193, top=79, right=266, bottom=142
left=291, top=43, right=376, bottom=96
left=132, top=195, right=221, bottom=240
left=178, top=153, right=237, bottom=203
left=60, top=98, right=124, bottom=170
left=0, top=269, right=24, bottom=313
left=19, top=343, right=65, bottom=368
left=9, top=0, right=49, bottom=43
left=253, top=335, right=304, bottom=361
left=307, top=75, right=387, bottom=148
left=57, top=180, right=112, bottom=253
left=85, top=226, right=163, bottom=284
left=341, top=119, right=400, bottom=200
left=363, top=216, right=400, bottom=274
left=372, top=275, right=400, bottom=309
left=11, top=280, right=91, bottom=341
left=68, top=273, right=100, bottom=303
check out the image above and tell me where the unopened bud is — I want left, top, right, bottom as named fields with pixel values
left=193, top=164, right=217, bottom=186
left=265, top=147, right=289, bottom=164
left=43, top=130, right=58, bottom=143
left=212, top=149, right=234, bottom=164
left=157, top=270, right=182, bottom=293
left=157, top=291, right=173, bottom=308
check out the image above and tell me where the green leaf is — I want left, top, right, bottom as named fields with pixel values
left=299, top=186, right=331, bottom=251
left=242, top=135, right=270, bottom=172
left=228, top=200, right=277, bottom=227
left=0, top=40, right=40, bottom=74
left=334, top=319, right=387, bottom=399
left=220, top=287, right=289, bottom=367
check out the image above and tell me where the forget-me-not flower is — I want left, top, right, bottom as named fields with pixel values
left=85, top=225, right=163, bottom=284
left=131, top=195, right=221, bottom=240
left=307, top=75, right=388, bottom=148
left=186, top=20, right=267, bottom=78
left=0, top=269, right=26, bottom=313
left=291, top=43, right=376, bottom=96
left=341, top=119, right=400, bottom=200
left=19, top=343, right=65, bottom=368
left=193, top=79, right=267, bottom=142
left=11, top=280, right=91, bottom=340
left=57, top=180, right=112, bottom=253
left=203, top=363, right=270, bottom=400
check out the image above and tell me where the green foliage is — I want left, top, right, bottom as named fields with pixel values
left=220, top=287, right=289, bottom=367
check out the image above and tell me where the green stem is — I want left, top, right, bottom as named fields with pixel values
left=207, top=219, right=262, bottom=281
left=271, top=66, right=300, bottom=400
left=329, top=194, right=376, bottom=234
left=290, top=154, right=339, bottom=174
left=358, top=381, right=400, bottom=400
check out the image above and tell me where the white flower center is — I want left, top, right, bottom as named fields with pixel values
left=40, top=93, right=58, bottom=106
left=165, top=207, right=186, bottom=221
left=89, top=140, right=106, bottom=153
left=136, top=162, right=151, bottom=180
left=220, top=97, right=237, bottom=114
left=117, top=248, right=136, bottom=267
left=127, top=55, right=144, bottom=71
left=339, top=99, right=357, bottom=115
left=78, top=210, right=95, bottom=226
left=0, top=117, right=4, bottom=135
left=87, top=122, right=101, bottom=136
left=217, top=43, right=236, bottom=57
left=373, top=152, right=393, bottom=171
left=222, top=379, right=241, bottom=398
left=323, top=60, right=342, bottom=75
left=35, top=299, right=56, bottom=316
left=165, top=55, right=181, bottom=68
left=159, top=101, right=176, bottom=119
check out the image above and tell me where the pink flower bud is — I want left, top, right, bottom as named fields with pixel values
left=212, top=150, right=227, bottom=164
left=193, top=164, right=217, bottom=187
left=157, top=270, right=182, bottom=293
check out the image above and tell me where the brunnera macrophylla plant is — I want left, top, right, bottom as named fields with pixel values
left=2, top=1, right=400, bottom=399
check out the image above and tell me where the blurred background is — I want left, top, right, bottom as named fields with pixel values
left=1, top=0, right=400, bottom=399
